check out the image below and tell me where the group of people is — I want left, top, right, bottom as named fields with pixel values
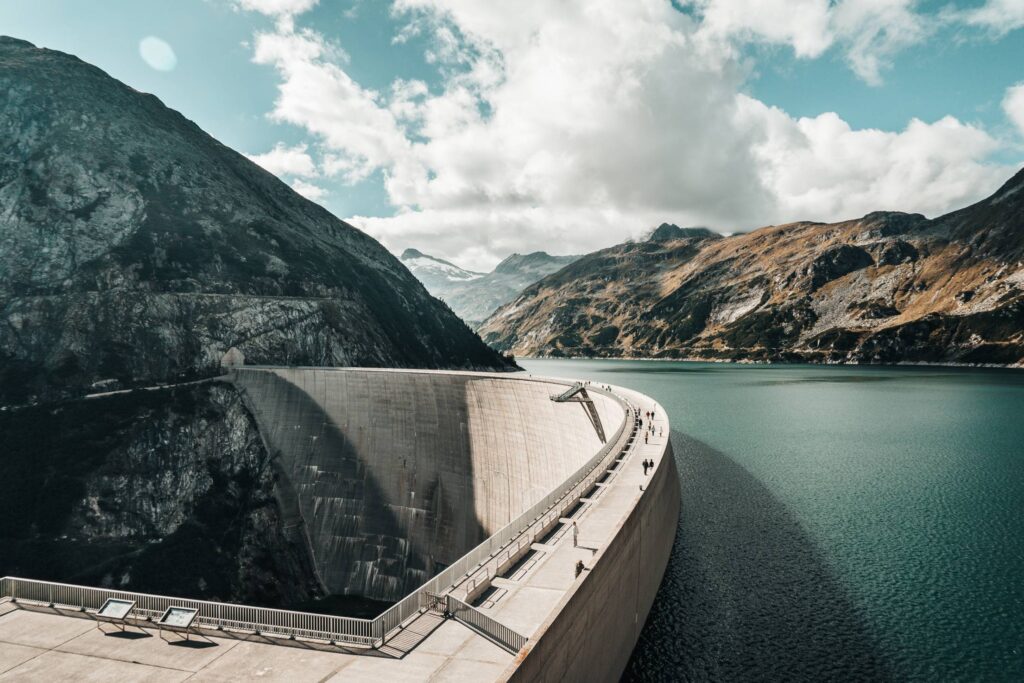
left=641, top=408, right=661, bottom=466
left=641, top=409, right=662, bottom=444
left=642, top=458, right=655, bottom=475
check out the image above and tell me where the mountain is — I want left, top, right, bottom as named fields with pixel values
left=479, top=170, right=1024, bottom=366
left=400, top=248, right=486, bottom=290
left=0, top=36, right=517, bottom=610
left=646, top=223, right=719, bottom=242
left=402, top=248, right=580, bottom=326
left=0, top=37, right=512, bottom=404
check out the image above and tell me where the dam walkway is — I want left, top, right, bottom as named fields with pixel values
left=0, top=374, right=676, bottom=682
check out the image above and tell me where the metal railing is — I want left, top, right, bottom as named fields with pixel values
left=446, top=594, right=526, bottom=654
left=0, top=379, right=636, bottom=650
left=400, top=385, right=633, bottom=610
left=0, top=576, right=379, bottom=645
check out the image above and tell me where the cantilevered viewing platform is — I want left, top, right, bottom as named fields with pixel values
left=0, top=369, right=679, bottom=682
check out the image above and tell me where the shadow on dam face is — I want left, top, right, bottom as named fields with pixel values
left=234, top=370, right=486, bottom=603
left=232, top=368, right=622, bottom=609
left=623, top=432, right=892, bottom=682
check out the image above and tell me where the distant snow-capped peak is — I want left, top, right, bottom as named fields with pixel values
left=400, top=248, right=484, bottom=283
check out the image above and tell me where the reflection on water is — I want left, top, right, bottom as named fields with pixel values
left=520, top=360, right=1024, bottom=681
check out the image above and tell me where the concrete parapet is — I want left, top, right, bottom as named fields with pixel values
left=502, top=433, right=681, bottom=682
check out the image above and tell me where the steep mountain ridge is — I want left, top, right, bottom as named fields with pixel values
left=0, top=36, right=511, bottom=404
left=480, top=169, right=1024, bottom=365
left=401, top=248, right=580, bottom=326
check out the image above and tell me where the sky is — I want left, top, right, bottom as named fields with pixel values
left=2, top=0, right=1023, bottom=270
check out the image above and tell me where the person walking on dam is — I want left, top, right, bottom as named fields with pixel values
left=572, top=521, right=579, bottom=547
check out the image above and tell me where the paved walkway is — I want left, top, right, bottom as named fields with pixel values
left=464, top=386, right=669, bottom=644
left=0, top=383, right=671, bottom=682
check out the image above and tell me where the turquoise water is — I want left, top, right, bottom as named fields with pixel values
left=520, top=360, right=1024, bottom=681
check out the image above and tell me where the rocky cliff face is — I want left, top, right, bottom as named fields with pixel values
left=0, top=381, right=323, bottom=608
left=480, top=170, right=1024, bottom=366
left=0, top=37, right=512, bottom=405
left=402, top=248, right=579, bottom=326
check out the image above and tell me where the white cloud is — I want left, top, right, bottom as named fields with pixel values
left=737, top=97, right=1009, bottom=220
left=138, top=36, right=177, bottom=72
left=235, top=0, right=319, bottom=17
left=690, top=0, right=930, bottom=85
left=831, top=0, right=930, bottom=85
left=246, top=142, right=318, bottom=177
left=290, top=178, right=328, bottom=200
left=1004, top=82, right=1024, bottom=138
left=251, top=27, right=415, bottom=184
left=238, top=0, right=1014, bottom=270
left=691, top=0, right=834, bottom=58
left=957, top=0, right=1024, bottom=36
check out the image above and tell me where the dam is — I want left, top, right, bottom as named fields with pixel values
left=0, top=368, right=679, bottom=681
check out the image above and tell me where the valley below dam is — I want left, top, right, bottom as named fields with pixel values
left=521, top=359, right=1024, bottom=681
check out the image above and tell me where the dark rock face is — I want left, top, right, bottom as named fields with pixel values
left=0, top=37, right=511, bottom=404
left=0, top=382, right=322, bottom=608
left=873, top=240, right=919, bottom=266
left=807, top=245, right=875, bottom=291
left=647, top=223, right=719, bottom=242
left=480, top=169, right=1024, bottom=366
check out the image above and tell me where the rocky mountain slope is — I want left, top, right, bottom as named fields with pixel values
left=480, top=171, right=1024, bottom=366
left=0, top=36, right=512, bottom=405
left=402, top=248, right=579, bottom=326
left=0, top=380, right=324, bottom=609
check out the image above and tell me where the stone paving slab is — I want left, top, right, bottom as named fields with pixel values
left=0, top=650, right=191, bottom=682
left=56, top=620, right=239, bottom=671
left=0, top=643, right=43, bottom=676
left=324, top=650, right=450, bottom=682
left=188, top=640, right=353, bottom=681
left=0, top=609, right=94, bottom=649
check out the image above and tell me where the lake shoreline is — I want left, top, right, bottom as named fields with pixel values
left=513, top=355, right=1023, bottom=371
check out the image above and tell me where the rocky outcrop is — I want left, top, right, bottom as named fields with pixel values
left=480, top=169, right=1024, bottom=366
left=0, top=37, right=512, bottom=405
left=0, top=381, right=323, bottom=608
left=807, top=245, right=874, bottom=291
left=647, top=223, right=718, bottom=242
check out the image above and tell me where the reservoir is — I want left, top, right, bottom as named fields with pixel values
left=520, top=359, right=1024, bottom=681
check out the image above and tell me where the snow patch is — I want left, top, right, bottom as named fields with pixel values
left=404, top=256, right=483, bottom=281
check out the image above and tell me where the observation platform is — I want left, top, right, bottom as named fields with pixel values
left=0, top=370, right=678, bottom=682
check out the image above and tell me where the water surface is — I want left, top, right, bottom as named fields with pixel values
left=521, top=360, right=1024, bottom=681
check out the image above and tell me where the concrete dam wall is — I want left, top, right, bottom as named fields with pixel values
left=232, top=368, right=625, bottom=602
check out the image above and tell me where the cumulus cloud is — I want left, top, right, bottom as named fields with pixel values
left=737, top=97, right=1008, bottom=220
left=238, top=0, right=1014, bottom=271
left=690, top=0, right=930, bottom=85
left=246, top=142, right=318, bottom=177
left=251, top=26, right=414, bottom=184
left=956, top=0, right=1024, bottom=36
left=139, top=36, right=177, bottom=72
left=830, top=0, right=930, bottom=85
left=690, top=0, right=834, bottom=58
left=1005, top=82, right=1024, bottom=138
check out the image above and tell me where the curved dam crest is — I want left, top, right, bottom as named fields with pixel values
left=233, top=368, right=625, bottom=603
